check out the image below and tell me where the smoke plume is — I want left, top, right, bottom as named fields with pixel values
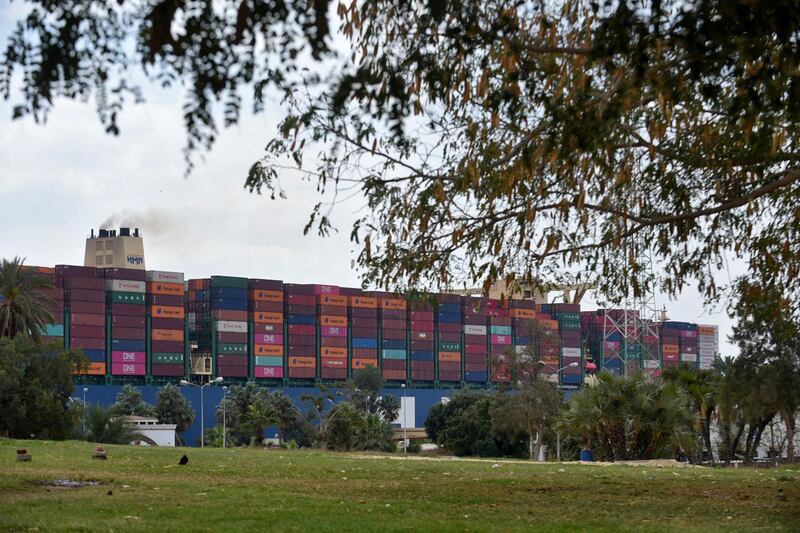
left=99, top=208, right=179, bottom=237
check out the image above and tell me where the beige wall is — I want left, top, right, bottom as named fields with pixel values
left=84, top=236, right=146, bottom=270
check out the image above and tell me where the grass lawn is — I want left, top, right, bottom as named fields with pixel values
left=1, top=439, right=799, bottom=531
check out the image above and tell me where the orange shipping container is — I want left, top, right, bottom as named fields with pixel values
left=321, top=347, right=347, bottom=358
left=381, top=298, right=407, bottom=310
left=152, top=329, right=184, bottom=342
left=350, top=296, right=377, bottom=308
left=249, top=289, right=283, bottom=302
left=147, top=282, right=185, bottom=296
left=254, top=344, right=284, bottom=356
left=509, top=308, right=536, bottom=319
left=254, top=312, right=283, bottom=324
left=540, top=319, right=559, bottom=330
left=74, top=362, right=106, bottom=375
left=151, top=305, right=185, bottom=319
left=319, top=294, right=347, bottom=306
left=352, top=358, right=379, bottom=369
left=320, top=315, right=347, bottom=327
left=287, top=356, right=316, bottom=368
left=439, top=351, right=461, bottom=362
left=662, top=344, right=679, bottom=354
left=697, top=325, right=717, bottom=335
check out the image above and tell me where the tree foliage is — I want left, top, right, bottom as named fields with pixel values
left=110, top=385, right=156, bottom=417
left=5, top=3, right=800, bottom=300
left=85, top=404, right=142, bottom=445
left=0, top=257, right=55, bottom=342
left=154, top=383, right=195, bottom=441
left=0, top=336, right=86, bottom=439
left=491, top=380, right=562, bottom=460
left=662, top=365, right=719, bottom=462
left=561, top=372, right=695, bottom=461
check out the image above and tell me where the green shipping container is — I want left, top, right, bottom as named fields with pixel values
left=255, top=356, right=283, bottom=366
left=152, top=352, right=184, bottom=364
left=382, top=349, right=407, bottom=360
left=108, top=291, right=145, bottom=304
left=438, top=342, right=461, bottom=352
left=40, top=323, right=64, bottom=336
left=490, top=325, right=512, bottom=335
left=210, top=276, right=248, bottom=289
left=559, top=322, right=581, bottom=330
left=557, top=312, right=580, bottom=321
left=217, top=343, right=248, bottom=354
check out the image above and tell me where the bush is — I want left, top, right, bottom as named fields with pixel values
left=406, top=440, right=422, bottom=454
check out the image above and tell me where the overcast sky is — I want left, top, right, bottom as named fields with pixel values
left=0, top=6, right=736, bottom=356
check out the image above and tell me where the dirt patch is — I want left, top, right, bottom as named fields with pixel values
left=32, top=479, right=103, bottom=490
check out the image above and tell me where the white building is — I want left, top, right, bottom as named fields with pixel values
left=123, top=416, right=177, bottom=447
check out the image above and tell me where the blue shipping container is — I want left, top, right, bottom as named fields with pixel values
left=465, top=371, right=488, bottom=381
left=111, top=339, right=146, bottom=351
left=410, top=350, right=434, bottom=360
left=352, top=337, right=378, bottom=349
left=287, top=314, right=315, bottom=325
left=381, top=339, right=407, bottom=350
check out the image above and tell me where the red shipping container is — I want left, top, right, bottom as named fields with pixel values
left=439, top=371, right=461, bottom=381
left=350, top=317, right=377, bottom=328
left=411, top=340, right=434, bottom=350
left=381, top=319, right=406, bottom=330
left=321, top=358, right=346, bottom=369
left=465, top=343, right=488, bottom=354
left=151, top=364, right=184, bottom=376
left=382, top=328, right=406, bottom=340
left=353, top=348, right=377, bottom=358
left=212, top=309, right=248, bottom=321
left=249, top=300, right=283, bottom=312
left=350, top=308, right=378, bottom=318
left=151, top=317, right=183, bottom=329
left=321, top=336, right=347, bottom=348
left=410, top=311, right=434, bottom=322
left=410, top=330, right=433, bottom=341
left=217, top=331, right=248, bottom=343
left=70, top=337, right=105, bottom=350
left=410, top=320, right=434, bottom=331
left=288, top=345, right=315, bottom=356
left=466, top=353, right=487, bottom=364
left=286, top=294, right=315, bottom=305
left=111, top=315, right=146, bottom=328
left=217, top=355, right=248, bottom=367
left=218, top=366, right=248, bottom=378
left=439, top=322, right=461, bottom=333
left=111, top=303, right=146, bottom=316
left=146, top=294, right=183, bottom=307
left=67, top=288, right=105, bottom=302
left=286, top=304, right=315, bottom=315
left=410, top=360, right=434, bottom=370
left=382, top=369, right=406, bottom=380
left=71, top=313, right=105, bottom=326
left=411, top=370, right=435, bottom=381
left=253, top=322, right=283, bottom=334
left=288, top=367, right=316, bottom=379
left=439, top=332, right=460, bottom=342
left=351, top=327, right=378, bottom=338
left=439, top=361, right=461, bottom=372
left=152, top=340, right=183, bottom=352
left=287, top=324, right=314, bottom=335
left=70, top=325, right=105, bottom=338
left=111, top=327, right=146, bottom=340
left=381, top=359, right=406, bottom=370
left=64, top=277, right=105, bottom=290
left=318, top=304, right=347, bottom=316
left=288, top=334, right=315, bottom=346
left=70, top=301, right=105, bottom=314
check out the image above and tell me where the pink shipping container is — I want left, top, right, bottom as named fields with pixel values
left=255, top=334, right=284, bottom=345
left=314, top=284, right=339, bottom=295
left=321, top=326, right=346, bottom=337
left=112, top=362, right=146, bottom=376
left=491, top=334, right=511, bottom=345
left=111, top=351, right=146, bottom=363
left=255, top=366, right=284, bottom=378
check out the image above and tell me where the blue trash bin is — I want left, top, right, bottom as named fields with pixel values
left=580, top=449, right=594, bottom=462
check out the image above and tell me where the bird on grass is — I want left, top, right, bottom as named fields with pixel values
left=179, top=455, right=189, bottom=465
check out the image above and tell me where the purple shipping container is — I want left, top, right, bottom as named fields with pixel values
left=411, top=340, right=434, bottom=350
left=321, top=368, right=347, bottom=380
left=382, top=319, right=407, bottom=330
left=111, top=362, right=146, bottom=376
left=70, top=325, right=105, bottom=338
left=439, top=332, right=461, bottom=342
left=70, top=301, right=105, bottom=314
left=439, top=371, right=461, bottom=381
left=286, top=304, right=316, bottom=315
left=353, top=348, right=378, bottom=358
left=318, top=304, right=347, bottom=316
left=352, top=327, right=378, bottom=338
left=217, top=331, right=248, bottom=343
left=350, top=308, right=378, bottom=318
left=350, top=318, right=378, bottom=329
left=466, top=353, right=487, bottom=364
left=411, top=370, right=435, bottom=381
left=103, top=268, right=147, bottom=281
left=381, top=310, right=406, bottom=320
left=314, top=284, right=339, bottom=295
left=112, top=315, right=147, bottom=328
left=66, top=288, right=105, bottom=302
left=111, top=351, right=146, bottom=363
left=439, top=322, right=461, bottom=333
left=288, top=345, right=315, bottom=356
left=217, top=355, right=248, bottom=367
left=250, top=300, right=283, bottom=312
left=286, top=294, right=315, bottom=305
left=382, top=328, right=406, bottom=340
left=64, top=277, right=106, bottom=290
left=147, top=294, right=183, bottom=307
left=411, top=360, right=434, bottom=370
left=321, top=336, right=347, bottom=348
left=218, top=366, right=248, bottom=378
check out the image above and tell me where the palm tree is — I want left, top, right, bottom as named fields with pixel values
left=0, top=257, right=55, bottom=342
left=240, top=399, right=278, bottom=446
left=269, top=391, right=300, bottom=444
left=85, top=405, right=142, bottom=444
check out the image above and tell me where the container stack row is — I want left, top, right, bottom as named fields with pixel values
left=35, top=266, right=65, bottom=346
left=148, top=270, right=185, bottom=377
left=58, top=266, right=106, bottom=376
left=697, top=324, right=719, bottom=369
left=285, top=284, right=316, bottom=379
left=318, top=285, right=348, bottom=380
left=349, top=291, right=379, bottom=373
left=436, top=294, right=462, bottom=382
left=106, top=267, right=146, bottom=378
left=211, top=276, right=249, bottom=378
left=409, top=298, right=435, bottom=382
left=489, top=313, right=513, bottom=383
left=250, top=278, right=284, bottom=380
left=380, top=294, right=407, bottom=381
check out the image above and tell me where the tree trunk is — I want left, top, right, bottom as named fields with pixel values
left=533, top=431, right=544, bottom=462
left=529, top=431, right=536, bottom=460
left=703, top=409, right=714, bottom=463
left=784, top=412, right=796, bottom=464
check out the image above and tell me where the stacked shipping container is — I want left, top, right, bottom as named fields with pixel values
left=317, top=285, right=348, bottom=380
left=211, top=276, right=249, bottom=378
left=58, top=265, right=106, bottom=376
left=34, top=266, right=65, bottom=347
left=489, top=309, right=512, bottom=383
left=697, top=324, right=719, bottom=369
left=106, top=268, right=147, bottom=378
left=349, top=291, right=379, bottom=375
left=249, top=278, right=284, bottom=380
left=285, top=284, right=316, bottom=379
left=147, top=270, right=186, bottom=377
left=464, top=298, right=493, bottom=383
left=437, top=294, right=462, bottom=382
left=380, top=294, right=407, bottom=381
left=550, top=303, right=582, bottom=386
left=408, top=297, right=435, bottom=382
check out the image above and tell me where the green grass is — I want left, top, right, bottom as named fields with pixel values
left=1, top=439, right=799, bottom=531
